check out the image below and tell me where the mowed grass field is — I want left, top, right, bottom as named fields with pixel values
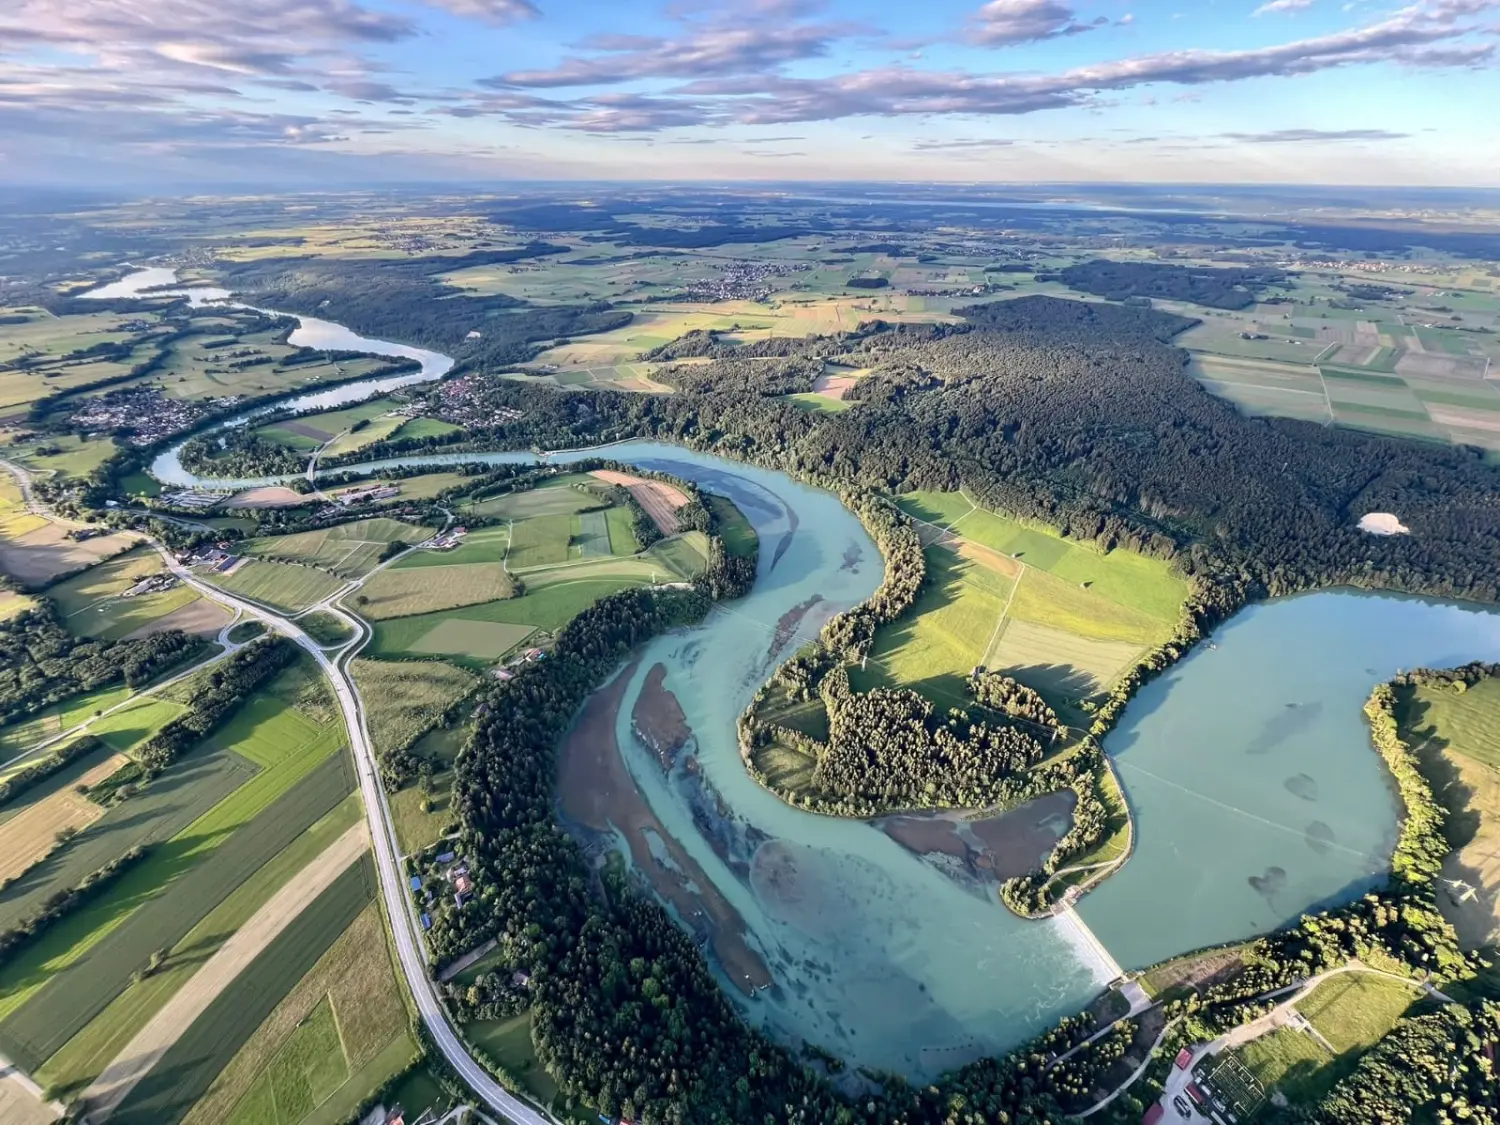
left=354, top=561, right=515, bottom=620
left=208, top=559, right=346, bottom=614
left=875, top=493, right=1186, bottom=714
left=1234, top=973, right=1422, bottom=1106
left=242, top=517, right=431, bottom=578
left=1405, top=674, right=1500, bottom=948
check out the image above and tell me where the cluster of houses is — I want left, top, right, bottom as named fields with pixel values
left=434, top=374, right=524, bottom=428
left=418, top=526, right=467, bottom=551
left=681, top=259, right=809, bottom=303
left=178, top=541, right=242, bottom=574
left=121, top=573, right=178, bottom=599
left=69, top=389, right=210, bottom=446
left=160, top=487, right=226, bottom=509
left=414, top=850, right=475, bottom=932
left=491, top=646, right=547, bottom=682
left=334, top=484, right=400, bottom=507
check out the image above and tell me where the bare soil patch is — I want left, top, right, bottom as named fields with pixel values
left=588, top=470, right=689, bottom=535
left=224, top=486, right=307, bottom=509
left=878, top=789, right=1075, bottom=885
left=121, top=597, right=232, bottom=641
left=558, top=660, right=772, bottom=994
left=632, top=663, right=691, bottom=769
left=0, top=524, right=138, bottom=586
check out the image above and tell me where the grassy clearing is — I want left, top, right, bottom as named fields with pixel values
left=1405, top=676, right=1500, bottom=948
left=1234, top=1026, right=1336, bottom=1106
left=388, top=525, right=509, bottom=569
left=183, top=899, right=408, bottom=1125
left=1298, top=973, right=1421, bottom=1056
left=648, top=532, right=710, bottom=578
left=111, top=858, right=377, bottom=1125
left=298, top=611, right=354, bottom=647
left=848, top=545, right=1014, bottom=709
left=349, top=658, right=477, bottom=757
left=388, top=725, right=465, bottom=854
left=604, top=505, right=639, bottom=556
left=35, top=795, right=362, bottom=1098
left=242, top=518, right=430, bottom=579
left=896, top=491, right=1187, bottom=622
left=209, top=559, right=345, bottom=614
left=468, top=1012, right=559, bottom=1107
left=465, top=475, right=605, bottom=521
left=506, top=513, right=573, bottom=569
left=785, top=392, right=853, bottom=413
left=354, top=561, right=514, bottom=620
left=707, top=495, right=758, bottom=559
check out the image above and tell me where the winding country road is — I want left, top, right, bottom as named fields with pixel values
left=2, top=459, right=549, bottom=1125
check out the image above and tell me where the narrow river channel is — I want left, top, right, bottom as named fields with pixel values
left=90, top=270, right=1500, bottom=1079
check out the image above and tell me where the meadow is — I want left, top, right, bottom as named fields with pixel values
left=208, top=559, right=346, bottom=614
left=1405, top=674, right=1500, bottom=948
left=353, top=561, right=514, bottom=620
left=348, top=658, right=477, bottom=758
left=241, top=517, right=431, bottom=579
left=387, top=724, right=465, bottom=854
left=298, top=611, right=355, bottom=647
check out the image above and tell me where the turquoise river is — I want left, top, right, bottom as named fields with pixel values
left=96, top=270, right=1500, bottom=1080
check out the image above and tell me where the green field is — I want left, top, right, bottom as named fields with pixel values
left=242, top=518, right=430, bottom=578
left=298, top=611, right=354, bottom=647
left=387, top=525, right=509, bottom=569
left=465, top=475, right=606, bottom=521
left=209, top=559, right=346, bottom=614
left=506, top=513, right=573, bottom=569
left=349, top=658, right=477, bottom=758
left=707, top=494, right=758, bottom=558
left=185, top=900, right=410, bottom=1125
left=785, top=392, right=853, bottom=413
left=354, top=561, right=515, bottom=620
left=257, top=400, right=396, bottom=451
left=110, top=858, right=377, bottom=1125
left=1298, top=973, right=1421, bottom=1055
left=0, top=682, right=139, bottom=758
left=34, top=795, right=363, bottom=1099
left=468, top=1012, right=560, bottom=1108
left=848, top=545, right=1014, bottom=709
left=896, top=491, right=1188, bottom=622
left=47, top=547, right=162, bottom=616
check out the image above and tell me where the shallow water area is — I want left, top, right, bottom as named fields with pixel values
left=95, top=266, right=1500, bottom=1081
left=1081, top=590, right=1500, bottom=969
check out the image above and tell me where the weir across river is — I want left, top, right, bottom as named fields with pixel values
left=1056, top=904, right=1126, bottom=983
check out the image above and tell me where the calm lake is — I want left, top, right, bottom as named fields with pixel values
left=96, top=270, right=1500, bottom=1079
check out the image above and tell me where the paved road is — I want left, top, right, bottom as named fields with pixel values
left=152, top=543, right=552, bottom=1125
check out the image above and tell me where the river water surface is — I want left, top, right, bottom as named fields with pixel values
left=91, top=270, right=1500, bottom=1079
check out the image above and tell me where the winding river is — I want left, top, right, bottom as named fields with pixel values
left=91, top=270, right=1500, bottom=1079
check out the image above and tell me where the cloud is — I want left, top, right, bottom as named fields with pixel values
left=910, top=137, right=1018, bottom=149
left=488, top=22, right=844, bottom=87
left=1219, top=127, right=1411, bottom=141
left=966, top=0, right=1103, bottom=46
left=419, top=0, right=540, bottom=22
left=1254, top=0, right=1315, bottom=14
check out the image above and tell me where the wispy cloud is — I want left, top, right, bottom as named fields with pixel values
left=1219, top=127, right=1410, bottom=141
left=966, top=0, right=1106, bottom=46
left=1254, top=0, right=1316, bottom=14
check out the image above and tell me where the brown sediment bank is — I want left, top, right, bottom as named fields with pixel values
left=769, top=594, right=824, bottom=663
left=879, top=789, right=1077, bottom=883
left=558, top=659, right=773, bottom=995
left=632, top=663, right=691, bottom=770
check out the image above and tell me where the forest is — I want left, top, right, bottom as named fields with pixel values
left=213, top=248, right=631, bottom=370
left=0, top=603, right=204, bottom=726
left=1043, top=259, right=1288, bottom=309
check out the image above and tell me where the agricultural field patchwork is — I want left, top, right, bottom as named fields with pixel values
left=241, top=517, right=431, bottom=578
left=388, top=524, right=510, bottom=569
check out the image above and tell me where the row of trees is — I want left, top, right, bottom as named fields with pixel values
left=0, top=846, right=150, bottom=968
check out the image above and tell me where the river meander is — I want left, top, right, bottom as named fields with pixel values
left=94, top=270, right=1500, bottom=1079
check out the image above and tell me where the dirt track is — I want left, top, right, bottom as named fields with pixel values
left=80, top=821, right=370, bottom=1121
left=589, top=470, right=689, bottom=535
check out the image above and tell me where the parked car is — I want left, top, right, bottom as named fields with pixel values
left=1173, top=1095, right=1193, bottom=1117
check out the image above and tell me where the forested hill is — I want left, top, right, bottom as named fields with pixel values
left=376, top=294, right=1500, bottom=614
left=213, top=248, right=631, bottom=369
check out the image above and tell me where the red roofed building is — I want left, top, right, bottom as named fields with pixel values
left=1175, top=1047, right=1194, bottom=1070
left=1187, top=1081, right=1207, bottom=1105
left=1142, top=1104, right=1165, bottom=1125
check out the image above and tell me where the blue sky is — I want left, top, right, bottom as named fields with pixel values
left=2, top=0, right=1497, bottom=186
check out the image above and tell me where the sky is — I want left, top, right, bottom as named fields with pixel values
left=2, top=0, right=1498, bottom=187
